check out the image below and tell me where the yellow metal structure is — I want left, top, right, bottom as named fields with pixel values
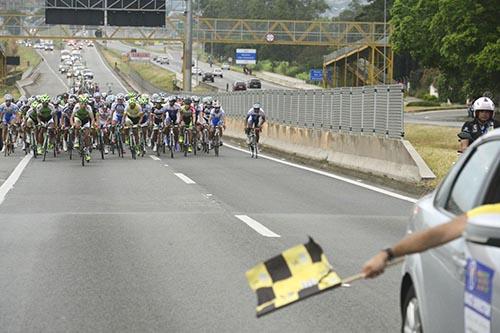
left=0, top=11, right=392, bottom=86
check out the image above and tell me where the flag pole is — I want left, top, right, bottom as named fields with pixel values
left=341, top=257, right=405, bottom=285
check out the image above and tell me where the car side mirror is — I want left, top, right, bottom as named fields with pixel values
left=464, top=216, right=500, bottom=248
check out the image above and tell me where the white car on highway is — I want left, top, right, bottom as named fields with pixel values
left=400, top=129, right=500, bottom=332
left=213, top=67, right=223, bottom=78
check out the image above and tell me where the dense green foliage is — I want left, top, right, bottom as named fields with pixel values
left=391, top=0, right=500, bottom=102
left=406, top=101, right=441, bottom=107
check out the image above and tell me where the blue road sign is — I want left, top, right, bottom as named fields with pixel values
left=235, top=49, right=257, bottom=64
left=309, top=69, right=323, bottom=81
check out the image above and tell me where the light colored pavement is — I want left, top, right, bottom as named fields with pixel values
left=405, top=109, right=468, bottom=127
left=105, top=41, right=289, bottom=91
left=0, top=46, right=416, bottom=331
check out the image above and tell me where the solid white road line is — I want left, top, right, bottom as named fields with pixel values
left=225, top=143, right=418, bottom=204
left=94, top=44, right=129, bottom=92
left=37, top=51, right=69, bottom=90
left=174, top=173, right=196, bottom=184
left=149, top=155, right=161, bottom=161
left=235, top=215, right=280, bottom=238
left=0, top=154, right=32, bottom=206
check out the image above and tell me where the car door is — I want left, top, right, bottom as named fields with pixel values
left=419, top=139, right=500, bottom=332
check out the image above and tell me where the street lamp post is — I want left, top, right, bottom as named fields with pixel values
left=183, top=0, right=193, bottom=92
left=383, top=0, right=387, bottom=84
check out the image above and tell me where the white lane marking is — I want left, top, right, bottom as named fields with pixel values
left=235, top=215, right=280, bottom=238
left=0, top=154, right=32, bottom=206
left=225, top=143, right=418, bottom=203
left=174, top=173, right=196, bottom=184
left=37, top=51, right=69, bottom=89
left=149, top=155, right=161, bottom=161
left=94, top=44, right=129, bottom=92
left=163, top=164, right=169, bottom=167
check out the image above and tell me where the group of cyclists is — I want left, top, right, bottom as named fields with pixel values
left=0, top=91, right=267, bottom=163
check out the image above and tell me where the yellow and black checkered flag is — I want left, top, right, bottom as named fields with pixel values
left=246, top=237, right=342, bottom=317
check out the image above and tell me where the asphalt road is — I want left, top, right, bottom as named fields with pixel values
left=405, top=109, right=468, bottom=127
left=0, top=46, right=416, bottom=331
left=104, top=41, right=288, bottom=91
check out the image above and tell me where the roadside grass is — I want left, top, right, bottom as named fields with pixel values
left=16, top=46, right=42, bottom=73
left=405, top=124, right=459, bottom=189
left=0, top=85, right=20, bottom=99
left=404, top=104, right=466, bottom=113
left=100, top=46, right=176, bottom=91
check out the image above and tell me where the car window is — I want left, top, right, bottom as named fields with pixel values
left=445, top=140, right=500, bottom=214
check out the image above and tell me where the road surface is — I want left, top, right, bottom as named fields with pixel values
left=0, top=45, right=416, bottom=332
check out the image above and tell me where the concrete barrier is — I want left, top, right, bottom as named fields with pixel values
left=16, top=70, right=40, bottom=96
left=254, top=71, right=320, bottom=90
left=224, top=117, right=435, bottom=182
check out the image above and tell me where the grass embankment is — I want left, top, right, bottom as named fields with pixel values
left=405, top=104, right=466, bottom=113
left=405, top=124, right=459, bottom=189
left=16, top=46, right=42, bottom=73
left=100, top=47, right=176, bottom=91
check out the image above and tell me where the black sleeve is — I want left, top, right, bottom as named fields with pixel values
left=458, top=121, right=473, bottom=140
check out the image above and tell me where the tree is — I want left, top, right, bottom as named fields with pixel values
left=391, top=0, right=500, bottom=102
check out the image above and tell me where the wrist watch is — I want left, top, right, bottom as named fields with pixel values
left=383, top=248, right=395, bottom=262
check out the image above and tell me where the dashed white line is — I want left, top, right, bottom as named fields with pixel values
left=149, top=155, right=161, bottom=161
left=225, top=143, right=417, bottom=203
left=235, top=215, right=280, bottom=238
left=0, top=154, right=32, bottom=206
left=174, top=173, right=196, bottom=184
left=163, top=164, right=169, bottom=167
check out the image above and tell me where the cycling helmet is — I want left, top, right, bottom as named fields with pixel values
left=62, top=92, right=69, bottom=99
left=184, top=98, right=192, bottom=105
left=213, top=100, right=221, bottom=108
left=126, top=92, right=136, bottom=100
left=105, top=95, right=116, bottom=105
left=101, top=92, right=108, bottom=99
left=474, top=97, right=495, bottom=112
left=128, top=98, right=137, bottom=106
left=192, top=96, right=200, bottom=103
left=151, top=93, right=161, bottom=103
left=31, top=101, right=39, bottom=109
left=116, top=93, right=125, bottom=100
left=40, top=94, right=51, bottom=104
left=51, top=96, right=61, bottom=105
left=168, top=96, right=177, bottom=103
left=68, top=97, right=77, bottom=104
left=78, top=95, right=89, bottom=104
left=19, top=95, right=28, bottom=104
left=253, top=102, right=261, bottom=109
left=93, top=92, right=101, bottom=98
left=139, top=95, right=149, bottom=105
left=4, top=94, right=13, bottom=101
left=27, top=96, right=36, bottom=105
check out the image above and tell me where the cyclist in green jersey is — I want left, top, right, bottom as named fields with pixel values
left=35, top=94, right=57, bottom=154
left=179, top=98, right=195, bottom=153
left=71, top=95, right=95, bottom=161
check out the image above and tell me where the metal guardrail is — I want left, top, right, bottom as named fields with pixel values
left=216, top=84, right=404, bottom=139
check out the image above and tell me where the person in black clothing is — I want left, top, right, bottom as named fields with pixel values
left=458, top=97, right=500, bottom=152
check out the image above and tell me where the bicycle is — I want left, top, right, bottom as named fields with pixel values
left=40, top=123, right=57, bottom=162
left=127, top=124, right=142, bottom=160
left=248, top=127, right=259, bottom=159
left=95, top=126, right=105, bottom=160
left=201, top=124, right=210, bottom=154
left=151, top=123, right=164, bottom=157
left=167, top=124, right=178, bottom=159
left=213, top=125, right=222, bottom=157
left=3, top=123, right=16, bottom=156
left=110, top=124, right=124, bottom=158
left=181, top=126, right=192, bottom=157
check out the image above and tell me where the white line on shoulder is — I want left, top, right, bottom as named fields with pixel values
left=225, top=143, right=418, bottom=203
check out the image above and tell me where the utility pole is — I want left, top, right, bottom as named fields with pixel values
left=383, top=0, right=387, bottom=84
left=183, top=0, right=193, bottom=91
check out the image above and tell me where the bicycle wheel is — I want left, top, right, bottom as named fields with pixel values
left=117, top=132, right=124, bottom=158
left=79, top=131, right=85, bottom=167
left=156, top=130, right=161, bottom=157
left=68, top=131, right=74, bottom=160
left=254, top=134, right=259, bottom=159
left=213, top=129, right=219, bottom=157
left=130, top=132, right=136, bottom=160
left=42, top=130, right=49, bottom=162
left=99, top=132, right=105, bottom=160
left=193, top=130, right=197, bottom=156
left=183, top=129, right=189, bottom=157
left=169, top=131, right=174, bottom=159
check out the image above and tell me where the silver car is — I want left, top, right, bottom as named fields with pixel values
left=400, top=128, right=500, bottom=332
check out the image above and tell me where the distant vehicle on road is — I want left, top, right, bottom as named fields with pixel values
left=400, top=129, right=500, bottom=332
left=232, top=81, right=247, bottom=91
left=213, top=67, right=223, bottom=78
left=202, top=72, right=215, bottom=83
left=155, top=56, right=170, bottom=65
left=247, top=78, right=262, bottom=89
left=87, top=41, right=94, bottom=47
left=83, top=70, right=94, bottom=80
left=221, top=62, right=230, bottom=70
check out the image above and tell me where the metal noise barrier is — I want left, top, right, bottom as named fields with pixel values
left=158, top=84, right=404, bottom=139
left=214, top=84, right=405, bottom=139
